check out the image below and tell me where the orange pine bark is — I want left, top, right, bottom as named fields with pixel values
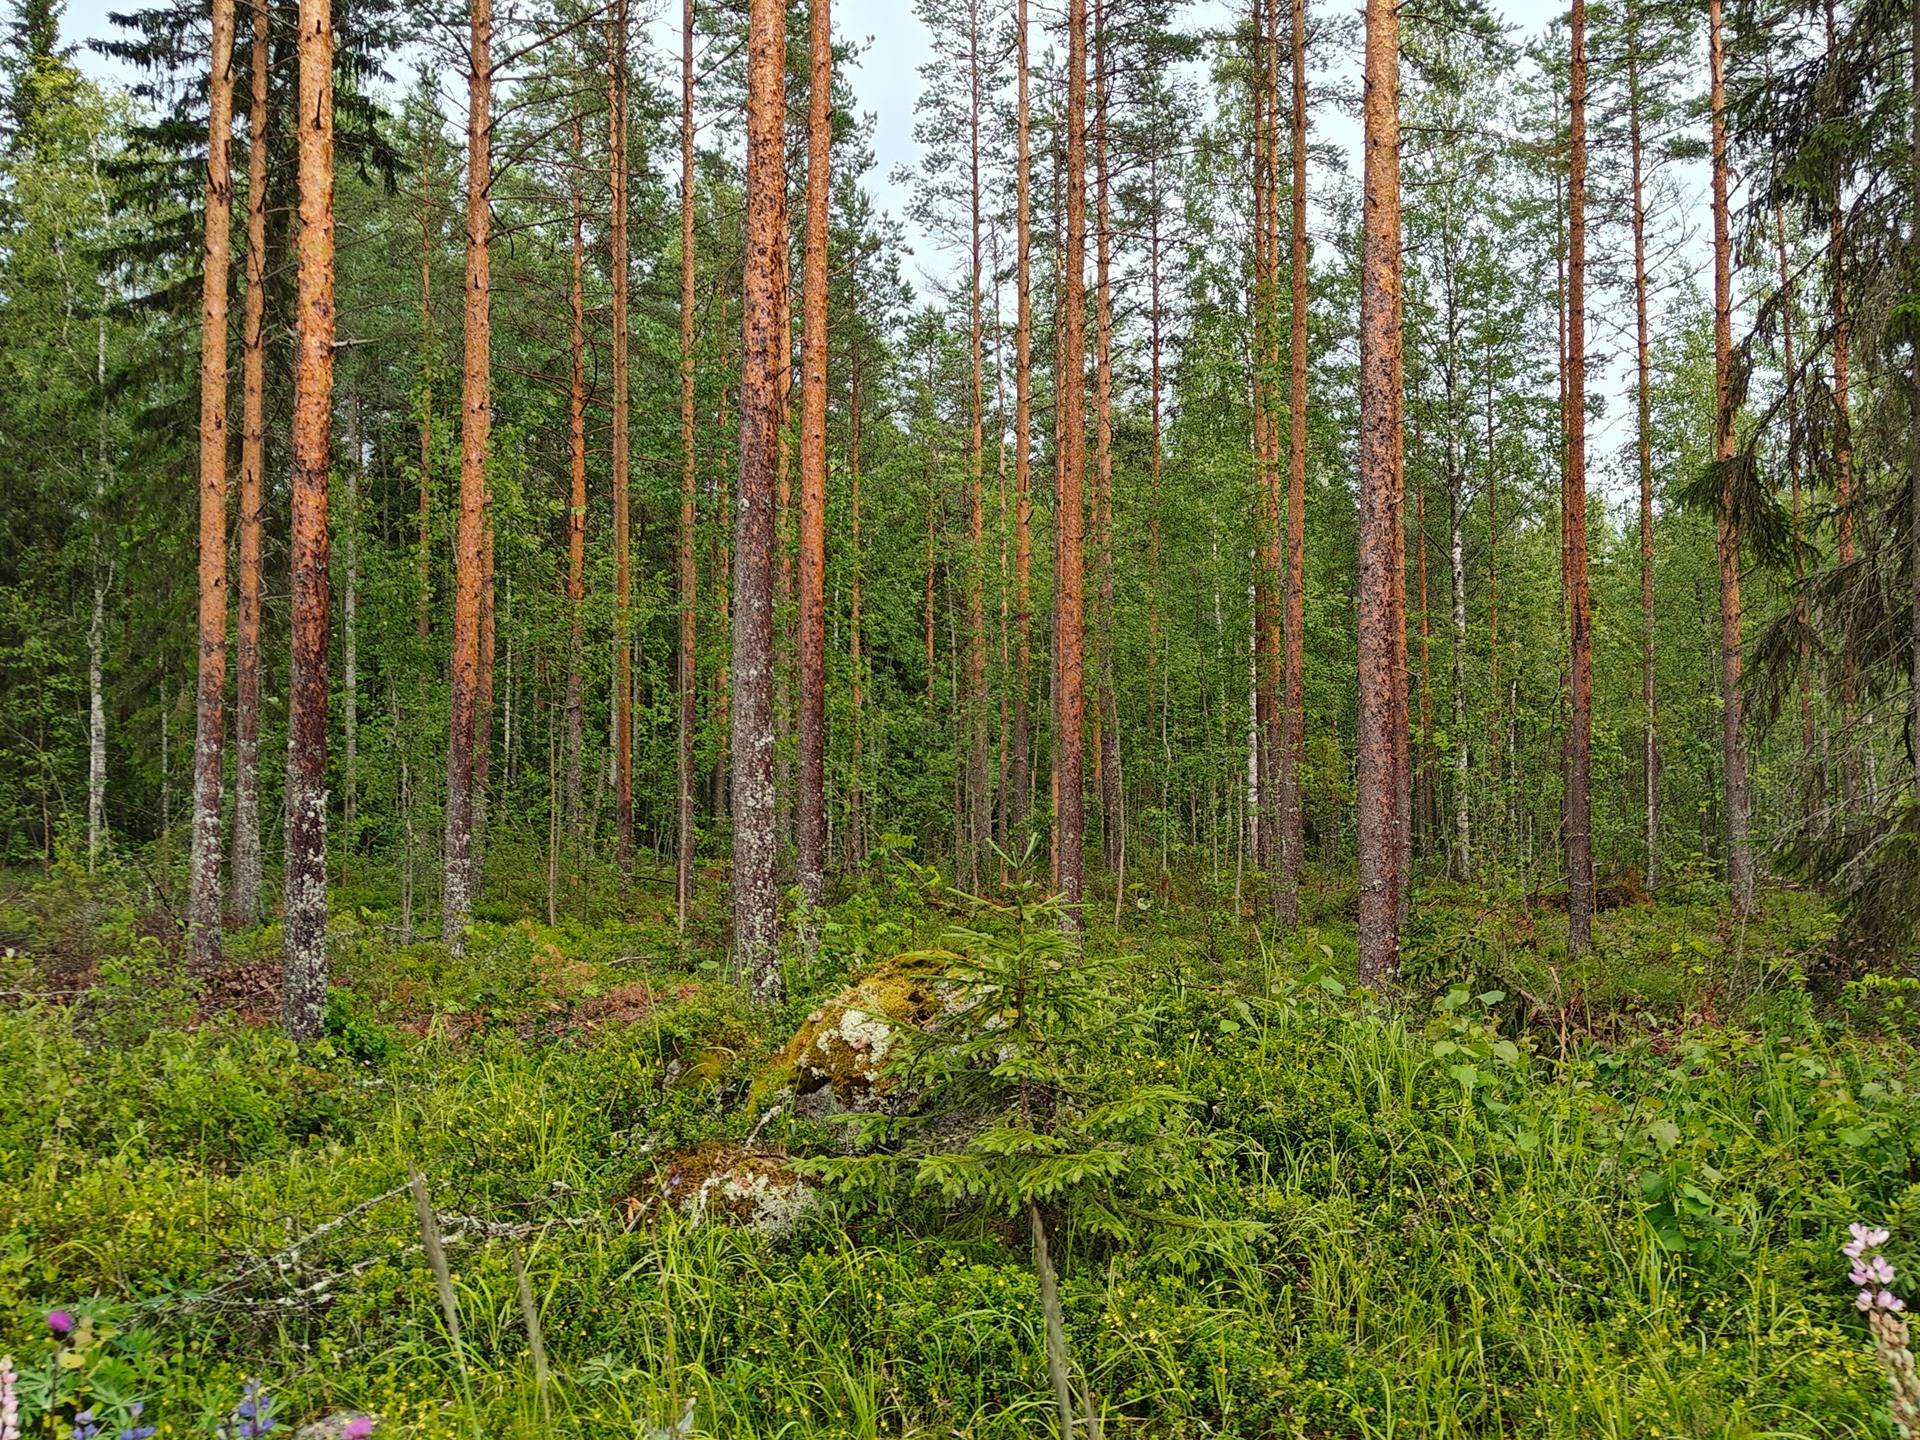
left=188, top=0, right=236, bottom=968
left=1710, top=0, right=1754, bottom=915
left=1057, top=0, right=1089, bottom=930
left=230, top=0, right=267, bottom=930
left=677, top=0, right=700, bottom=926
left=1356, top=0, right=1403, bottom=985
left=282, top=0, right=335, bottom=1039
left=442, top=0, right=492, bottom=941
left=798, top=0, right=832, bottom=909
left=734, top=0, right=786, bottom=1000
left=1566, top=0, right=1595, bottom=951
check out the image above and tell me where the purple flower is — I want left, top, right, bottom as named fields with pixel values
left=1, top=1354, right=20, bottom=1440
left=219, top=1380, right=278, bottom=1440
left=343, top=1419, right=374, bottom=1439
left=46, top=1311, right=75, bottom=1338
left=70, top=1408, right=101, bottom=1440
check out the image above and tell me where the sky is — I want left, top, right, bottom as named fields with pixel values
left=56, top=0, right=1699, bottom=508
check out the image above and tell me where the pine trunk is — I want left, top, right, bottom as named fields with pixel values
left=1278, top=0, right=1308, bottom=921
left=1628, top=3, right=1659, bottom=885
left=798, top=0, right=832, bottom=911
left=1710, top=0, right=1754, bottom=915
left=676, top=0, right=700, bottom=926
left=1566, top=0, right=1595, bottom=952
left=1010, top=0, right=1033, bottom=839
left=566, top=117, right=587, bottom=844
left=230, top=0, right=268, bottom=927
left=1058, top=0, right=1089, bottom=933
left=417, top=139, right=434, bottom=641
left=189, top=0, right=236, bottom=969
left=442, top=0, right=491, bottom=943
left=282, top=0, right=334, bottom=1041
left=734, top=0, right=786, bottom=1001
left=1356, top=0, right=1403, bottom=986
left=610, top=0, right=634, bottom=884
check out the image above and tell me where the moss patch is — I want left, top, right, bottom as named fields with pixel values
left=774, top=950, right=959, bottom=1109
left=622, top=1139, right=815, bottom=1236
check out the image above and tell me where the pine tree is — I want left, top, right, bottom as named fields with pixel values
left=186, top=0, right=234, bottom=969
left=734, top=0, right=785, bottom=1001
left=282, top=0, right=334, bottom=1041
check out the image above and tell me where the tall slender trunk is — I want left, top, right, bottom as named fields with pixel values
left=1566, top=0, right=1595, bottom=951
left=676, top=0, right=700, bottom=926
left=1093, top=0, right=1121, bottom=880
left=1776, top=205, right=1817, bottom=818
left=711, top=373, right=733, bottom=820
left=963, top=0, right=990, bottom=887
left=566, top=117, right=587, bottom=842
left=798, top=0, right=832, bottom=910
left=343, top=405, right=360, bottom=840
left=189, top=0, right=236, bottom=969
left=1415, top=474, right=1434, bottom=854
left=1710, top=0, right=1754, bottom=915
left=1357, top=0, right=1403, bottom=985
left=88, top=545, right=107, bottom=866
left=417, top=136, right=434, bottom=641
left=1249, top=0, right=1276, bottom=895
left=848, top=343, right=866, bottom=864
left=1278, top=0, right=1308, bottom=919
left=1442, top=228, right=1467, bottom=877
left=1628, top=0, right=1659, bottom=884
left=283, top=0, right=335, bottom=1040
left=610, top=0, right=634, bottom=884
left=1057, top=0, right=1089, bottom=932
left=1911, top=0, right=1920, bottom=800
left=735, top=0, right=786, bottom=1001
left=1010, top=0, right=1033, bottom=839
left=1484, top=337, right=1501, bottom=861
left=1823, top=0, right=1861, bottom=815
left=230, top=0, right=267, bottom=924
left=442, top=0, right=491, bottom=942
left=472, top=504, right=494, bottom=873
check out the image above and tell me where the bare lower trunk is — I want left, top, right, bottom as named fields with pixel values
left=1278, top=0, right=1308, bottom=920
left=1356, top=0, right=1403, bottom=986
left=1628, top=3, right=1659, bottom=883
left=848, top=346, right=866, bottom=866
left=566, top=118, right=587, bottom=843
left=1010, top=0, right=1033, bottom=839
left=1710, top=0, right=1753, bottom=915
left=676, top=0, right=699, bottom=927
left=472, top=507, right=495, bottom=876
left=797, top=0, right=832, bottom=911
left=282, top=0, right=334, bottom=1042
left=343, top=436, right=359, bottom=839
left=442, top=0, right=492, bottom=943
left=1828, top=0, right=1861, bottom=814
left=1565, top=0, right=1595, bottom=952
left=89, top=557, right=107, bottom=864
left=964, top=0, right=990, bottom=889
left=610, top=0, right=634, bottom=885
left=230, top=0, right=268, bottom=923
left=1910, top=0, right=1920, bottom=799
left=1057, top=0, right=1088, bottom=934
left=189, top=0, right=236, bottom=969
left=734, top=0, right=786, bottom=1001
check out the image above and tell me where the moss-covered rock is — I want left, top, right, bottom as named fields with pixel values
left=623, top=1140, right=815, bottom=1237
left=772, top=950, right=959, bottom=1112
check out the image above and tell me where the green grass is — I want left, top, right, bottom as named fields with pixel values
left=0, top=852, right=1908, bottom=1438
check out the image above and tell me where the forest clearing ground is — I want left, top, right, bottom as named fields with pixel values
left=0, top=847, right=1904, bottom=1438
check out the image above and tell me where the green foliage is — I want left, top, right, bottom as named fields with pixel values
left=1, top=869, right=1914, bottom=1436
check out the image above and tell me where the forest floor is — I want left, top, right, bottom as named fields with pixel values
left=0, top=843, right=1910, bottom=1438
